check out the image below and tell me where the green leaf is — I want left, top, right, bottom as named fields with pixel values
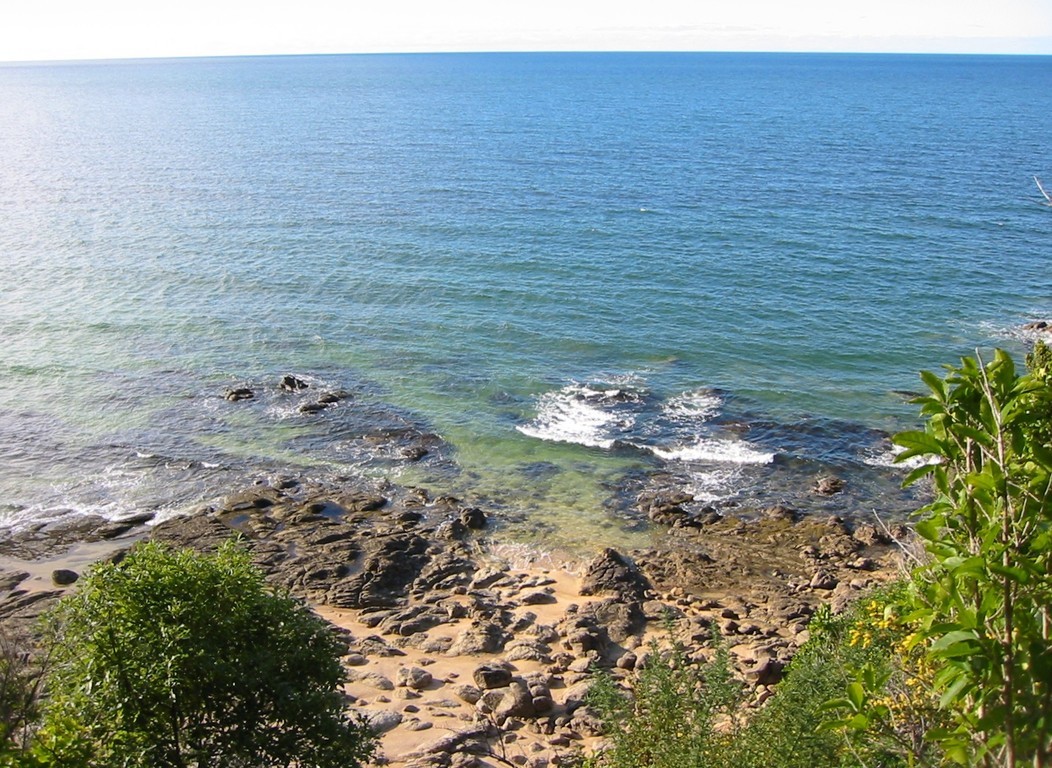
left=846, top=681, right=865, bottom=711
left=894, top=430, right=945, bottom=459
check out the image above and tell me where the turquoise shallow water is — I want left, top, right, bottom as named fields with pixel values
left=1, top=53, right=1051, bottom=549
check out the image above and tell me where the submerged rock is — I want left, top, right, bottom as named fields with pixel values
left=280, top=375, right=309, bottom=392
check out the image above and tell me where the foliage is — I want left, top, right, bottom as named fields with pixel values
left=583, top=630, right=741, bottom=768
left=0, top=627, right=48, bottom=759
left=832, top=349, right=1052, bottom=767
left=34, top=541, right=375, bottom=768
left=583, top=619, right=854, bottom=768
left=818, top=588, right=946, bottom=766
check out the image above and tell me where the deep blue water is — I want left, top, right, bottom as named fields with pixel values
left=1, top=52, right=1050, bottom=550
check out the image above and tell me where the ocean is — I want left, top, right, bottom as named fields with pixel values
left=1, top=52, right=1050, bottom=551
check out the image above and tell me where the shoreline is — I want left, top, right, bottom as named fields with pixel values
left=0, top=473, right=906, bottom=766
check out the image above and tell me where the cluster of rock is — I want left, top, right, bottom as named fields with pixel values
left=0, top=471, right=906, bottom=767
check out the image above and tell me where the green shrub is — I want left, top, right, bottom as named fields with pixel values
left=583, top=630, right=740, bottom=768
left=34, top=541, right=375, bottom=768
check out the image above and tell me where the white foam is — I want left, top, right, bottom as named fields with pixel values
left=663, top=389, right=722, bottom=422
left=517, top=384, right=632, bottom=449
left=651, top=438, right=774, bottom=465
left=863, top=443, right=941, bottom=471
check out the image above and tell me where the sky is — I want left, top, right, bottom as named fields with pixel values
left=2, top=0, right=1051, bottom=63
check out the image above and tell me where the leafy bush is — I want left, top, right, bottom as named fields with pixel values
left=0, top=627, right=48, bottom=759
left=583, top=631, right=740, bottom=768
left=892, top=350, right=1052, bottom=766
left=34, top=541, right=375, bottom=768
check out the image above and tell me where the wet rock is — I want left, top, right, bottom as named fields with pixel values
left=0, top=570, right=29, bottom=592
left=579, top=548, right=649, bottom=602
left=280, top=375, right=309, bottom=392
left=812, top=476, right=845, bottom=496
left=852, top=522, right=890, bottom=546
left=51, top=569, right=78, bottom=586
left=224, top=387, right=254, bottom=402
left=762, top=505, right=801, bottom=522
left=298, top=402, right=328, bottom=414
left=459, top=507, right=487, bottom=530
left=327, top=532, right=429, bottom=608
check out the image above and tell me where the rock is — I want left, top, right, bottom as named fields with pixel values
left=453, top=683, right=482, bottom=704
left=520, top=590, right=556, bottom=606
left=504, top=639, right=552, bottom=664
left=364, top=709, right=403, bottom=734
left=280, top=375, right=309, bottom=391
left=762, top=505, right=800, bottom=522
left=579, top=548, right=649, bottom=602
left=615, top=652, right=637, bottom=670
left=580, top=597, right=644, bottom=643
left=809, top=569, right=839, bottom=590
left=224, top=387, right=254, bottom=401
left=298, top=402, right=327, bottom=414
left=812, top=476, right=845, bottom=496
left=494, top=681, right=536, bottom=721
left=350, top=671, right=395, bottom=691
left=0, top=570, right=29, bottom=592
left=51, top=569, right=79, bottom=586
left=473, top=663, right=513, bottom=690
left=852, top=523, right=890, bottom=546
left=569, top=705, right=605, bottom=736
left=459, top=507, right=487, bottom=530
left=318, top=391, right=344, bottom=404
left=448, top=620, right=509, bottom=656
left=398, top=666, right=434, bottom=691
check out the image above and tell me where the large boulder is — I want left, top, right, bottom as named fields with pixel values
left=579, top=548, right=649, bottom=602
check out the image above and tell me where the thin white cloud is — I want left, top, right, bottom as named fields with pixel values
left=1, top=0, right=1050, bottom=62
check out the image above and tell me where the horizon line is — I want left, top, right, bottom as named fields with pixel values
left=3, top=47, right=1051, bottom=67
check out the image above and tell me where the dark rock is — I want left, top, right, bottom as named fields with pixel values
left=298, top=402, right=327, bottom=414
left=224, top=387, right=254, bottom=402
left=318, top=391, right=343, bottom=404
left=762, top=505, right=801, bottom=522
left=812, top=476, right=845, bottom=496
left=579, top=598, right=644, bottom=643
left=449, top=620, right=509, bottom=656
left=473, top=663, right=513, bottom=690
left=579, top=548, right=649, bottom=602
left=51, top=569, right=79, bottom=586
left=403, top=446, right=429, bottom=461
left=520, top=590, right=556, bottom=606
left=280, top=375, right=309, bottom=392
left=0, top=570, right=29, bottom=592
left=459, top=507, right=487, bottom=530
left=327, top=532, right=429, bottom=609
